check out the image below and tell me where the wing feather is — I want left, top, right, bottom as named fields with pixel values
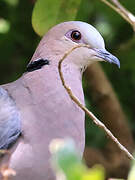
left=0, top=87, right=21, bottom=149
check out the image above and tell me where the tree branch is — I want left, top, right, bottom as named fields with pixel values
left=84, top=63, right=135, bottom=177
left=84, top=63, right=134, bottom=153
left=84, top=146, right=130, bottom=178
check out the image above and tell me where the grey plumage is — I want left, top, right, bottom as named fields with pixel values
left=0, top=88, right=21, bottom=149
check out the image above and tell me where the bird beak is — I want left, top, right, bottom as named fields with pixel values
left=94, top=49, right=120, bottom=68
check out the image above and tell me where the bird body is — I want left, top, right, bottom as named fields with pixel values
left=0, top=21, right=120, bottom=180
left=1, top=67, right=85, bottom=180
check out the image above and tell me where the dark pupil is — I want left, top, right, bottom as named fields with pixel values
left=71, top=31, right=81, bottom=40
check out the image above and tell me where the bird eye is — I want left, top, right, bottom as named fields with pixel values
left=71, top=30, right=81, bottom=41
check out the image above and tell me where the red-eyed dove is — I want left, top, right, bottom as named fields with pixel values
left=0, top=21, right=120, bottom=180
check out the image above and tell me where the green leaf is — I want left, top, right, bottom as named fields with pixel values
left=50, top=138, right=105, bottom=180
left=82, top=165, right=105, bottom=180
left=5, top=0, right=18, bottom=6
left=32, top=0, right=81, bottom=36
left=128, top=158, right=135, bottom=180
left=0, top=19, right=10, bottom=34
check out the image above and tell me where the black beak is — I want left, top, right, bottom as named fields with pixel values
left=95, top=49, right=120, bottom=68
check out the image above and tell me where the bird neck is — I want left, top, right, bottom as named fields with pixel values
left=21, top=58, right=85, bottom=155
left=23, top=58, right=84, bottom=105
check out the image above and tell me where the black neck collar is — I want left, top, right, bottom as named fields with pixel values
left=26, top=59, right=50, bottom=72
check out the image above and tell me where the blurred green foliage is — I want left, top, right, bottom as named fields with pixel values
left=51, top=138, right=135, bottom=180
left=0, top=0, right=135, bottom=149
left=128, top=155, right=135, bottom=180
left=51, top=138, right=105, bottom=180
left=32, top=0, right=81, bottom=36
left=0, top=0, right=39, bottom=83
left=0, top=18, right=10, bottom=34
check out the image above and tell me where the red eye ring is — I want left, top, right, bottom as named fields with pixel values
left=71, top=30, right=81, bottom=41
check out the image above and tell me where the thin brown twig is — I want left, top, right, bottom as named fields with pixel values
left=111, top=0, right=135, bottom=24
left=58, top=44, right=135, bottom=161
left=100, top=0, right=135, bottom=31
left=100, top=0, right=131, bottom=25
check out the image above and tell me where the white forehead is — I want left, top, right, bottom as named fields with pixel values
left=72, top=21, right=105, bottom=49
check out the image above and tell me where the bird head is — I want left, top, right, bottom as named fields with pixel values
left=31, top=21, right=120, bottom=71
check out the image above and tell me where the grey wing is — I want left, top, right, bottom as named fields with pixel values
left=0, top=87, right=21, bottom=149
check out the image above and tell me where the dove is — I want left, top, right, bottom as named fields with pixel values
left=0, top=21, right=120, bottom=180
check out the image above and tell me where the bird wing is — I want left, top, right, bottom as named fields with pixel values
left=0, top=87, right=21, bottom=149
